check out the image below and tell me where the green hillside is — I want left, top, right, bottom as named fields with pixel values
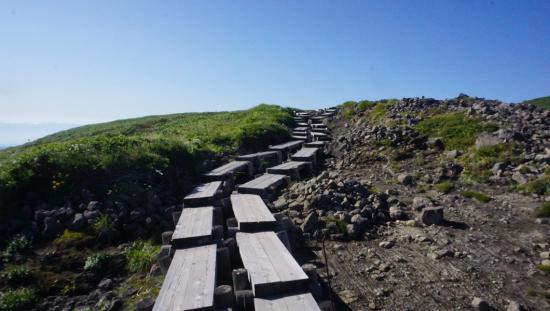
left=522, top=96, right=550, bottom=109
left=0, top=104, right=292, bottom=218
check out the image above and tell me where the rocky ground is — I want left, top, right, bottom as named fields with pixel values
left=275, top=96, right=550, bottom=310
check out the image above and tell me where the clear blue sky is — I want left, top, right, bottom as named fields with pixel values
left=0, top=0, right=549, bottom=143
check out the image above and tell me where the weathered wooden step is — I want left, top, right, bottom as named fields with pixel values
left=153, top=244, right=217, bottom=311
left=230, top=194, right=276, bottom=232
left=310, top=123, right=327, bottom=129
left=296, top=122, right=309, bottom=127
left=311, top=132, right=331, bottom=141
left=291, top=135, right=308, bottom=141
left=237, top=173, right=289, bottom=198
left=293, top=126, right=309, bottom=132
left=204, top=161, right=253, bottom=181
left=269, top=141, right=303, bottom=159
left=266, top=161, right=312, bottom=180
left=304, top=141, right=326, bottom=148
left=290, top=147, right=319, bottom=165
left=236, top=231, right=309, bottom=298
left=172, top=207, right=216, bottom=248
left=184, top=181, right=223, bottom=207
left=254, top=293, right=321, bottom=311
left=237, top=150, right=282, bottom=165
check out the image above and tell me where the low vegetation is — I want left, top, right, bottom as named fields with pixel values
left=415, top=112, right=498, bottom=150
left=53, top=230, right=89, bottom=247
left=124, top=240, right=159, bottom=274
left=1, top=236, right=31, bottom=263
left=0, top=266, right=31, bottom=286
left=460, top=143, right=518, bottom=183
left=0, top=104, right=292, bottom=219
left=522, top=96, right=550, bottom=110
left=434, top=181, right=454, bottom=194
left=461, top=190, right=492, bottom=203
left=0, top=287, right=37, bottom=311
left=83, top=253, right=112, bottom=273
left=534, top=202, right=550, bottom=218
left=518, top=175, right=550, bottom=196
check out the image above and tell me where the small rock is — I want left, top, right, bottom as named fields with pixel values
left=397, top=174, right=413, bottom=186
left=338, top=289, right=358, bottom=304
left=301, top=212, right=318, bottom=233
left=68, top=213, right=87, bottom=231
left=379, top=241, right=394, bottom=249
left=471, top=297, right=491, bottom=311
left=419, top=206, right=444, bottom=226
left=98, top=278, right=113, bottom=290
left=42, top=217, right=63, bottom=238
left=506, top=301, right=526, bottom=311
left=136, top=297, right=155, bottom=311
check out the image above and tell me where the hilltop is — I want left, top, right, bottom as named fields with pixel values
left=522, top=96, right=550, bottom=110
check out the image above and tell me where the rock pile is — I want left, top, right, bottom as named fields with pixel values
left=274, top=170, right=403, bottom=240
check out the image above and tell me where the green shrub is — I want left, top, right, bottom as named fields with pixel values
left=124, top=241, right=160, bottom=274
left=83, top=253, right=111, bottom=272
left=0, top=288, right=36, bottom=311
left=1, top=266, right=31, bottom=285
left=461, top=191, right=492, bottom=203
left=415, top=112, right=498, bottom=150
left=518, top=176, right=550, bottom=196
left=434, top=181, right=454, bottom=194
left=92, top=214, right=117, bottom=243
left=534, top=202, right=550, bottom=218
left=322, top=216, right=347, bottom=234
left=1, top=236, right=31, bottom=263
left=460, top=143, right=517, bottom=183
left=537, top=263, right=550, bottom=274
left=53, top=230, right=88, bottom=246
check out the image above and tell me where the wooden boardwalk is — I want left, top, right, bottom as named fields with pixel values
left=172, top=207, right=214, bottom=248
left=236, top=231, right=309, bottom=298
left=183, top=181, right=222, bottom=207
left=237, top=173, right=289, bottom=198
left=154, top=108, right=337, bottom=310
left=230, top=194, right=276, bottom=232
left=204, top=161, right=253, bottom=180
left=290, top=147, right=319, bottom=165
left=153, top=244, right=217, bottom=311
left=266, top=161, right=312, bottom=180
left=254, top=293, right=321, bottom=311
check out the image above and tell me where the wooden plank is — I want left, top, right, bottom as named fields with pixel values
left=269, top=140, right=303, bottom=151
left=237, top=173, right=289, bottom=198
left=305, top=141, right=326, bottom=148
left=172, top=207, right=213, bottom=248
left=236, top=232, right=309, bottom=298
left=266, top=161, right=312, bottom=179
left=236, top=150, right=282, bottom=163
left=230, top=194, right=276, bottom=232
left=293, top=126, right=309, bottom=132
left=254, top=293, right=321, bottom=311
left=184, top=181, right=222, bottom=207
left=291, top=135, right=307, bottom=141
left=204, top=161, right=252, bottom=180
left=290, top=148, right=318, bottom=166
left=153, top=244, right=217, bottom=311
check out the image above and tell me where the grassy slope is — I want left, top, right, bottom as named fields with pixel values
left=522, top=96, right=550, bottom=109
left=0, top=104, right=292, bottom=217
